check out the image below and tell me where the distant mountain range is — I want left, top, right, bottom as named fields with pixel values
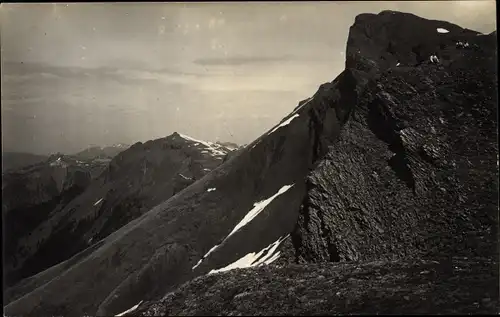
left=1, top=152, right=49, bottom=173
left=2, top=134, right=237, bottom=292
left=2, top=144, right=129, bottom=173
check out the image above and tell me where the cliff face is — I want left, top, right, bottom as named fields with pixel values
left=1, top=152, right=48, bottom=173
left=4, top=11, right=497, bottom=317
left=292, top=11, right=498, bottom=264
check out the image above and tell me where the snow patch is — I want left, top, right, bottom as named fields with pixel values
left=290, top=97, right=313, bottom=116
left=207, top=188, right=216, bottom=192
left=226, top=184, right=294, bottom=240
left=268, top=114, right=299, bottom=135
left=192, top=184, right=294, bottom=270
left=192, top=258, right=203, bottom=269
left=179, top=174, right=191, bottom=181
left=179, top=133, right=213, bottom=148
left=396, top=62, right=400, bottom=67
left=179, top=133, right=228, bottom=156
left=203, top=168, right=211, bottom=172
left=209, top=235, right=289, bottom=274
left=115, top=301, right=143, bottom=316
left=436, top=28, right=449, bottom=34
left=93, top=198, right=103, bottom=206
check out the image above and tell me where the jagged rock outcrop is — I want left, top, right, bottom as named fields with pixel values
left=4, top=11, right=497, bottom=317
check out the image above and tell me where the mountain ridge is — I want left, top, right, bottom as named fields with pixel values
left=3, top=132, right=236, bottom=293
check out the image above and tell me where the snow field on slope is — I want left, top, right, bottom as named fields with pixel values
left=192, top=184, right=294, bottom=270
left=179, top=134, right=228, bottom=156
left=209, top=234, right=289, bottom=274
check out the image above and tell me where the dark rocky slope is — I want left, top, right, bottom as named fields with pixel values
left=4, top=11, right=498, bottom=316
left=138, top=257, right=498, bottom=316
left=3, top=134, right=234, bottom=299
left=2, top=155, right=106, bottom=286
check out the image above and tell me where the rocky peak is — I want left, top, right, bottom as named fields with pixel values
left=291, top=11, right=497, bottom=264
left=346, top=11, right=482, bottom=74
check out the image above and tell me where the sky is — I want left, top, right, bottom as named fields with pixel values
left=0, top=1, right=497, bottom=155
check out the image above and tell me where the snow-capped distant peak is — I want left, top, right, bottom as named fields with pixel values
left=178, top=133, right=228, bottom=157
left=437, top=28, right=449, bottom=34
left=178, top=133, right=213, bottom=148
left=267, top=97, right=313, bottom=136
left=291, top=97, right=313, bottom=116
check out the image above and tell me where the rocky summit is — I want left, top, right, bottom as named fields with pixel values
left=3, top=11, right=498, bottom=316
